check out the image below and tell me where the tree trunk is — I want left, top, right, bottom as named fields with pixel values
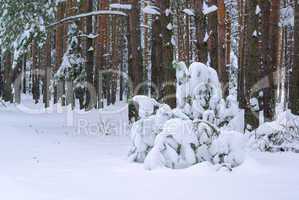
left=217, top=0, right=229, bottom=97
left=3, top=51, right=13, bottom=102
left=128, top=0, right=143, bottom=96
left=151, top=11, right=163, bottom=100
left=95, top=0, right=108, bottom=109
left=194, top=0, right=208, bottom=64
left=42, top=35, right=52, bottom=108
left=208, top=0, right=218, bottom=70
left=159, top=0, right=176, bottom=108
left=263, top=1, right=280, bottom=121
left=85, top=0, right=95, bottom=110
left=244, top=0, right=260, bottom=131
left=290, top=0, right=299, bottom=114
left=55, top=1, right=65, bottom=104
left=237, top=0, right=246, bottom=109
left=32, top=40, right=40, bottom=104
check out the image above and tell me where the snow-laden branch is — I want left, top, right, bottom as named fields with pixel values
left=48, top=10, right=127, bottom=28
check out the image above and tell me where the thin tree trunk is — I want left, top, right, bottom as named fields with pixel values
left=3, top=51, right=13, bottom=102
left=208, top=0, right=218, bottom=70
left=218, top=0, right=229, bottom=97
left=85, top=0, right=95, bottom=110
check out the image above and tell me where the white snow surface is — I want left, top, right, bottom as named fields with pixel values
left=1, top=97, right=299, bottom=200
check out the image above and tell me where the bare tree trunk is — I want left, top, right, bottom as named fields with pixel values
left=3, top=51, right=13, bottom=102
left=32, top=40, right=40, bottom=104
left=237, top=0, right=246, bottom=109
left=95, top=0, right=109, bottom=108
left=159, top=0, right=176, bottom=108
left=85, top=0, right=95, bottom=110
left=208, top=0, right=218, bottom=70
left=244, top=0, right=260, bottom=131
left=55, top=1, right=65, bottom=104
left=290, top=0, right=299, bottom=114
left=128, top=0, right=143, bottom=96
left=42, top=35, right=52, bottom=108
left=151, top=11, right=163, bottom=100
left=194, top=0, right=208, bottom=64
left=218, top=0, right=229, bottom=97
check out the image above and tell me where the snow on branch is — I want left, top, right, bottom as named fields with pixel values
left=110, top=3, right=132, bottom=10
left=49, top=10, right=127, bottom=28
left=202, top=4, right=218, bottom=15
left=143, top=6, right=160, bottom=15
left=182, top=8, right=195, bottom=16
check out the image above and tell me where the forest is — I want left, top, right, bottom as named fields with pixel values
left=0, top=0, right=299, bottom=199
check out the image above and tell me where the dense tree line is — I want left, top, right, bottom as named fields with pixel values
left=0, top=0, right=299, bottom=132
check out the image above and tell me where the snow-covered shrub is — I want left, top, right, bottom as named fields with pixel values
left=144, top=118, right=198, bottom=170
left=175, top=61, right=240, bottom=130
left=252, top=111, right=299, bottom=152
left=144, top=119, right=246, bottom=170
left=128, top=103, right=173, bottom=163
left=129, top=62, right=245, bottom=170
left=210, top=131, right=247, bottom=168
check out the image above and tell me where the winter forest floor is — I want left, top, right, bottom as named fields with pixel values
left=0, top=97, right=299, bottom=200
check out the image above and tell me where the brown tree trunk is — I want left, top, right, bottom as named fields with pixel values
left=208, top=0, right=218, bottom=70
left=32, top=40, right=40, bottom=104
left=95, top=0, right=109, bottom=108
left=267, top=0, right=280, bottom=121
left=244, top=0, right=260, bottom=131
left=85, top=0, right=95, bottom=110
left=42, top=35, right=52, bottom=108
left=194, top=0, right=208, bottom=64
left=128, top=0, right=143, bottom=96
left=237, top=0, right=246, bottom=109
left=151, top=11, right=163, bottom=100
left=159, top=0, right=176, bottom=108
left=217, top=0, right=229, bottom=97
left=3, top=51, right=13, bottom=102
left=55, top=1, right=65, bottom=104
left=290, top=1, right=299, bottom=114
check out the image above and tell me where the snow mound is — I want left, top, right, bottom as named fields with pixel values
left=144, top=119, right=246, bottom=170
left=251, top=111, right=299, bottom=152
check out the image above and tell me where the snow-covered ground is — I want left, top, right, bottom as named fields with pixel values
left=0, top=98, right=299, bottom=200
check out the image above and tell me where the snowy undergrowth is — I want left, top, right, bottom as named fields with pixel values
left=250, top=111, right=299, bottom=153
left=129, top=62, right=246, bottom=170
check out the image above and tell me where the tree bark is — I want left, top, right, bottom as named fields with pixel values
left=159, top=0, right=176, bottom=108
left=217, top=0, right=229, bottom=97
left=244, top=0, right=260, bottom=131
left=208, top=0, right=218, bottom=70
left=290, top=0, right=299, bottom=114
left=194, top=0, right=208, bottom=64
left=128, top=0, right=143, bottom=96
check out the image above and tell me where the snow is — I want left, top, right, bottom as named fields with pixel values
left=1, top=97, right=299, bottom=200
left=110, top=3, right=132, bottom=10
left=143, top=6, right=160, bottom=15
left=255, top=5, right=261, bottom=15
left=202, top=4, right=218, bottom=15
left=203, top=31, right=210, bottom=42
left=182, top=8, right=195, bottom=16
